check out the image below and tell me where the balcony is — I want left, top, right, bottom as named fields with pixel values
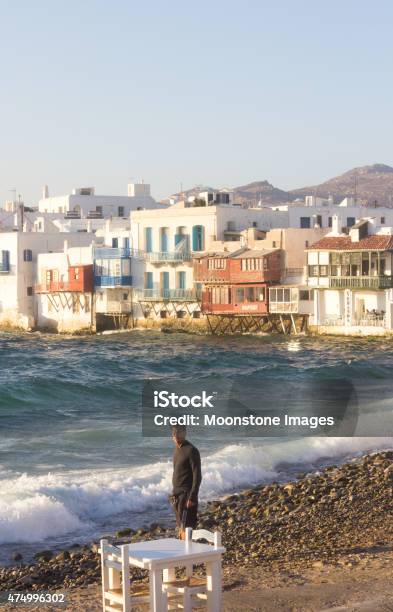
left=137, top=289, right=199, bottom=301
left=329, top=276, right=393, bottom=289
left=94, top=275, right=133, bottom=287
left=94, top=247, right=132, bottom=259
left=146, top=251, right=192, bottom=264
left=0, top=263, right=10, bottom=273
left=35, top=281, right=84, bottom=293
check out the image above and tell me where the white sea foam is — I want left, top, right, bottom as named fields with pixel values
left=0, top=437, right=391, bottom=544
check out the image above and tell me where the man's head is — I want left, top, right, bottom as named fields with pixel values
left=172, top=425, right=186, bottom=447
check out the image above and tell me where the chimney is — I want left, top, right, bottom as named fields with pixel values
left=331, top=215, right=341, bottom=235
left=42, top=185, right=49, bottom=199
left=63, top=240, right=68, bottom=253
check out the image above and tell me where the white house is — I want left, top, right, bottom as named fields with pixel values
left=0, top=232, right=96, bottom=330
left=306, top=217, right=393, bottom=335
left=38, top=183, right=163, bottom=218
left=35, top=245, right=95, bottom=333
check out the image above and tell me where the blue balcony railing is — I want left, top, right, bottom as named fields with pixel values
left=136, top=288, right=198, bottom=301
left=147, top=251, right=191, bottom=263
left=94, top=247, right=132, bottom=259
left=94, top=275, right=133, bottom=287
left=93, top=247, right=191, bottom=263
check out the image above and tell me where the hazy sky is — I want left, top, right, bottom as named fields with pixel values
left=1, top=0, right=393, bottom=204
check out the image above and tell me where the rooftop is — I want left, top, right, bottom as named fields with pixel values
left=308, top=234, right=393, bottom=251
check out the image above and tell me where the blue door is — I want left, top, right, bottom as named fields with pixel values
left=161, top=271, right=169, bottom=297
left=145, top=272, right=153, bottom=290
left=160, top=229, right=169, bottom=252
left=178, top=271, right=186, bottom=290
left=192, top=225, right=204, bottom=251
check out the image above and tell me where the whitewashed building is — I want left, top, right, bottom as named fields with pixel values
left=306, top=218, right=393, bottom=335
left=38, top=183, right=162, bottom=218
left=35, top=245, right=95, bottom=332
left=0, top=232, right=95, bottom=330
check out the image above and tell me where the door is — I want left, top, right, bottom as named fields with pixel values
left=161, top=271, right=170, bottom=298
left=355, top=298, right=365, bottom=323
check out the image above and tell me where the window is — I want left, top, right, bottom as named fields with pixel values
left=27, top=286, right=33, bottom=296
left=192, top=225, right=205, bottom=251
left=160, top=228, right=169, bottom=252
left=145, top=227, right=153, bottom=253
left=241, top=258, right=264, bottom=271
left=272, top=241, right=277, bottom=248
left=123, top=237, right=130, bottom=249
left=245, top=287, right=254, bottom=302
left=381, top=217, right=386, bottom=224
left=23, top=249, right=33, bottom=262
left=316, top=215, right=322, bottom=227
left=123, top=293, right=128, bottom=300
left=96, top=205, right=103, bottom=214
left=252, top=221, right=257, bottom=228
left=305, top=241, right=309, bottom=248
left=118, top=206, right=125, bottom=217
left=208, top=258, right=226, bottom=270
left=1, top=250, right=10, bottom=272
left=235, top=288, right=245, bottom=303
left=145, top=272, right=153, bottom=290
left=319, top=266, right=328, bottom=276
left=161, top=271, right=169, bottom=291
left=300, top=217, right=311, bottom=228
left=299, top=290, right=312, bottom=301
left=308, top=265, right=319, bottom=277
left=112, top=237, right=118, bottom=248
left=328, top=217, right=332, bottom=228
left=346, top=217, right=356, bottom=227
left=177, top=271, right=186, bottom=290
left=255, top=287, right=265, bottom=301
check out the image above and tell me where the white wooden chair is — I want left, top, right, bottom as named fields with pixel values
left=163, top=529, right=222, bottom=611
left=100, top=539, right=150, bottom=612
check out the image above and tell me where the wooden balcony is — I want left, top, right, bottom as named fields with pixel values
left=329, top=276, right=393, bottom=289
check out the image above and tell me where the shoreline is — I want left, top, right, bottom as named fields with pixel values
left=1, top=448, right=393, bottom=609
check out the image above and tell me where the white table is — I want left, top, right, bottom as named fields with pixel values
left=128, top=537, right=225, bottom=612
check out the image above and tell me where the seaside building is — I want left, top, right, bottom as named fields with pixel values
left=129, top=200, right=287, bottom=322
left=306, top=217, right=393, bottom=335
left=35, top=245, right=94, bottom=333
left=194, top=247, right=283, bottom=333
left=0, top=232, right=96, bottom=330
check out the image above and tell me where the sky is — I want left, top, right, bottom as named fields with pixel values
left=0, top=0, right=393, bottom=204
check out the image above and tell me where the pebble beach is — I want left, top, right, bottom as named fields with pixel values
left=2, top=449, right=393, bottom=610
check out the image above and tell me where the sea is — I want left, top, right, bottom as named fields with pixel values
left=0, top=329, right=392, bottom=565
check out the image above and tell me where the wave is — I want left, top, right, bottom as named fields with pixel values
left=0, top=437, right=392, bottom=545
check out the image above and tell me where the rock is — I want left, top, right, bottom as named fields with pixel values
left=34, top=550, right=53, bottom=562
left=55, top=551, right=70, bottom=561
left=116, top=528, right=133, bottom=537
left=12, top=552, right=23, bottom=562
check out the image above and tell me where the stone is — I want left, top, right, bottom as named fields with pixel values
left=34, top=550, right=53, bottom=562
left=12, top=552, right=23, bottom=562
left=116, top=528, right=133, bottom=537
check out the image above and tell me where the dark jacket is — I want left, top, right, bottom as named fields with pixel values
left=172, top=440, right=202, bottom=503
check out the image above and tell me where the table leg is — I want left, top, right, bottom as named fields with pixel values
left=149, top=569, right=167, bottom=612
left=163, top=566, right=176, bottom=583
left=206, top=559, right=222, bottom=612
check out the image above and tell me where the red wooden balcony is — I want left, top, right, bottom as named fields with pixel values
left=194, top=249, right=282, bottom=284
left=201, top=284, right=269, bottom=315
left=35, top=265, right=93, bottom=293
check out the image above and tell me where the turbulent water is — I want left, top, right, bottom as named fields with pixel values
left=0, top=330, right=392, bottom=564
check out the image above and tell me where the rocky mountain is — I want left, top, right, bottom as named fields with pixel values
left=167, top=164, right=393, bottom=207
left=290, top=164, right=393, bottom=206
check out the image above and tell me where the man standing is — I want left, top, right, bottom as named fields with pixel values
left=171, top=425, right=202, bottom=538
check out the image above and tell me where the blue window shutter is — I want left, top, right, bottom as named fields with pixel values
left=161, top=229, right=168, bottom=252
left=178, top=271, right=186, bottom=289
left=112, top=237, right=118, bottom=248
left=192, top=226, right=204, bottom=251
left=123, top=237, right=129, bottom=249
left=162, top=271, right=169, bottom=290
left=2, top=250, right=10, bottom=270
left=146, top=272, right=153, bottom=289
left=145, top=228, right=152, bottom=253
